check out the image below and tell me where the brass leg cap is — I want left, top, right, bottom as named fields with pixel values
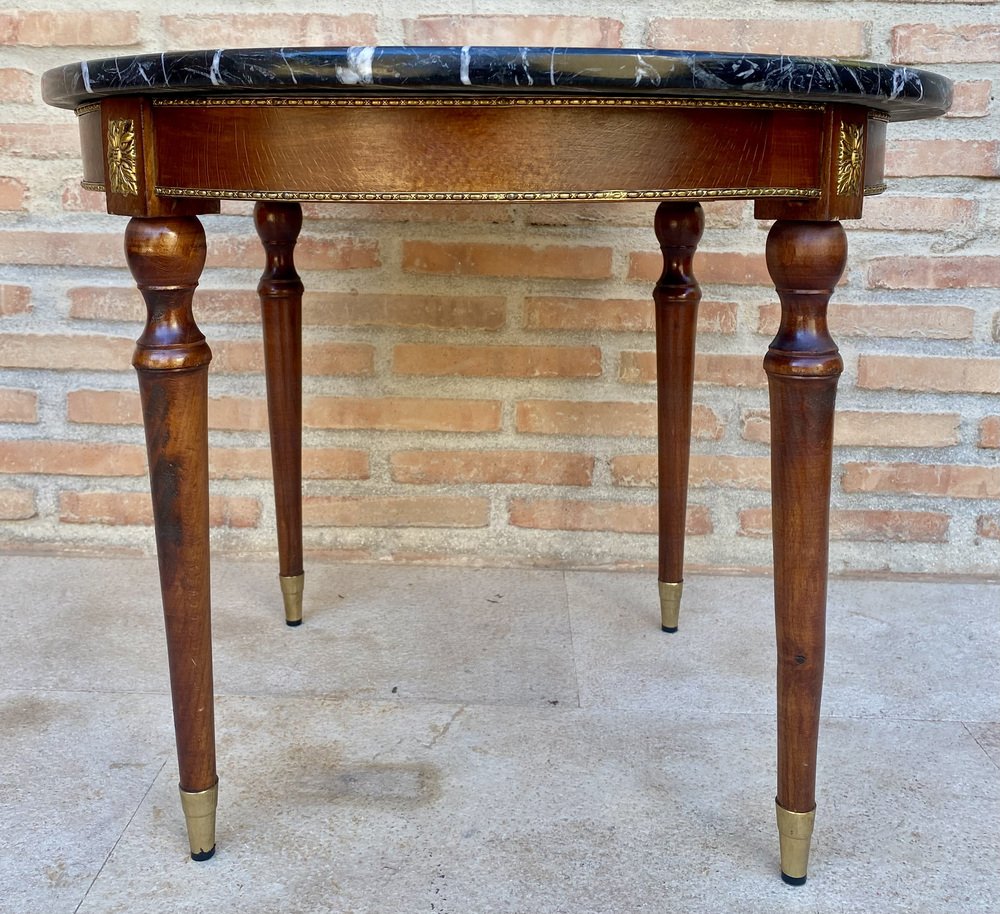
left=658, top=581, right=683, bottom=632
left=279, top=572, right=304, bottom=626
left=179, top=780, right=218, bottom=861
left=776, top=800, right=815, bottom=885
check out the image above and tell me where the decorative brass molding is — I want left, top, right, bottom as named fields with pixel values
left=836, top=122, right=864, bottom=196
left=658, top=581, right=683, bottom=632
left=863, top=182, right=887, bottom=196
left=82, top=96, right=888, bottom=119
left=279, top=573, right=304, bottom=626
left=775, top=802, right=816, bottom=883
left=179, top=780, right=218, bottom=861
left=81, top=180, right=106, bottom=192
left=154, top=185, right=821, bottom=203
left=152, top=95, right=825, bottom=113
left=106, top=118, right=138, bottom=196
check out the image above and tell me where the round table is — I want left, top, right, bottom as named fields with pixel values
left=42, top=46, right=953, bottom=883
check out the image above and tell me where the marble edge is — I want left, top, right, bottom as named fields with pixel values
left=40, top=47, right=953, bottom=122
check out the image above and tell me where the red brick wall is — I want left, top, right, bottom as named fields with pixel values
left=1, top=5, right=997, bottom=574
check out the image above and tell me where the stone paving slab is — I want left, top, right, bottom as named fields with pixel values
left=1, top=555, right=997, bottom=913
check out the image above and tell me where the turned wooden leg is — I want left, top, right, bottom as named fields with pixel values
left=653, top=201, right=704, bottom=632
left=255, top=202, right=305, bottom=626
left=126, top=216, right=218, bottom=861
left=763, top=219, right=847, bottom=885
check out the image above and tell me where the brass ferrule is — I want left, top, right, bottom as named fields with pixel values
left=658, top=580, right=683, bottom=631
left=775, top=801, right=816, bottom=882
left=279, top=573, right=304, bottom=625
left=179, top=780, right=218, bottom=860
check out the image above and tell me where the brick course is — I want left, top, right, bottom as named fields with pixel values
left=404, top=15, right=623, bottom=47
left=393, top=344, right=602, bottom=379
left=1, top=2, right=997, bottom=575
left=160, top=13, right=377, bottom=47
left=892, top=24, right=1000, bottom=64
left=391, top=450, right=594, bottom=487
left=0, top=176, right=26, bottom=210
left=740, top=508, right=951, bottom=543
left=0, top=285, right=30, bottom=316
left=59, top=490, right=260, bottom=527
left=0, top=11, right=139, bottom=46
left=0, top=387, right=37, bottom=422
left=647, top=18, right=867, bottom=56
left=0, top=486, right=35, bottom=520
left=404, top=241, right=614, bottom=280
left=303, top=495, right=490, bottom=528
left=0, top=68, right=34, bottom=102
left=509, top=497, right=712, bottom=536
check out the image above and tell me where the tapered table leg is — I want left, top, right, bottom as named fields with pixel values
left=653, top=202, right=704, bottom=632
left=255, top=202, right=305, bottom=626
left=126, top=216, right=218, bottom=860
left=763, top=219, right=847, bottom=885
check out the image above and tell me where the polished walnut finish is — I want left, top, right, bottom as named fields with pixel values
left=653, top=202, right=704, bottom=632
left=764, top=221, right=847, bottom=863
left=147, top=101, right=827, bottom=201
left=99, top=103, right=867, bottom=879
left=42, top=45, right=952, bottom=883
left=763, top=220, right=847, bottom=882
left=74, top=98, right=889, bottom=210
left=105, top=104, right=860, bottom=879
left=125, top=216, right=218, bottom=856
left=255, top=201, right=306, bottom=625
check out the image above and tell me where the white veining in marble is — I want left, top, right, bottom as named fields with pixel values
left=335, top=45, right=376, bottom=86
left=208, top=48, right=222, bottom=87
left=633, top=53, right=662, bottom=88
left=460, top=45, right=472, bottom=87
left=41, top=47, right=953, bottom=122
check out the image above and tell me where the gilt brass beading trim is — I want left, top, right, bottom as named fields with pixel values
left=864, top=182, right=887, bottom=196
left=106, top=118, right=139, bottom=196
left=152, top=95, right=825, bottom=112
left=86, top=181, right=827, bottom=203
left=154, top=185, right=821, bottom=203
left=75, top=101, right=101, bottom=117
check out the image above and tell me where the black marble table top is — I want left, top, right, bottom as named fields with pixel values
left=42, top=46, right=951, bottom=120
